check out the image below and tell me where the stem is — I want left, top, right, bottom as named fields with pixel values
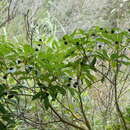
left=114, top=61, right=127, bottom=130
left=77, top=85, right=92, bottom=130
left=49, top=105, right=86, bottom=130
left=77, top=69, right=92, bottom=130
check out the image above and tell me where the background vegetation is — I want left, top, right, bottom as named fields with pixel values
left=0, top=0, right=130, bottom=130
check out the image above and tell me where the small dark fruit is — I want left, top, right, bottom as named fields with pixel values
left=9, top=67, right=14, bottom=70
left=45, top=93, right=49, bottom=97
left=8, top=95, right=14, bottom=99
left=39, top=39, right=42, bottom=42
left=17, top=60, right=21, bottom=64
left=91, top=33, right=96, bottom=36
left=63, top=37, right=66, bottom=40
left=111, top=30, right=115, bottom=34
left=28, top=66, right=33, bottom=71
left=69, top=77, right=72, bottom=81
left=3, top=75, right=7, bottom=79
left=73, top=85, right=77, bottom=88
left=98, top=45, right=102, bottom=48
left=64, top=41, right=68, bottom=45
left=42, top=86, right=47, bottom=90
left=38, top=82, right=42, bottom=86
left=38, top=44, right=41, bottom=46
left=4, top=92, right=8, bottom=95
left=76, top=42, right=80, bottom=45
left=35, top=48, right=39, bottom=51
left=74, top=82, right=78, bottom=85
left=115, top=41, right=119, bottom=44
left=105, top=30, right=108, bottom=33
left=80, top=61, right=84, bottom=65
left=67, top=83, right=71, bottom=87
left=100, top=28, right=103, bottom=30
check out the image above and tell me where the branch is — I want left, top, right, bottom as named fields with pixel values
left=49, top=104, right=86, bottom=130
left=77, top=71, right=92, bottom=130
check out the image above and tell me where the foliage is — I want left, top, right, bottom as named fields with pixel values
left=0, top=26, right=130, bottom=129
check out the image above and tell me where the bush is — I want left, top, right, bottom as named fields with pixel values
left=0, top=26, right=130, bottom=130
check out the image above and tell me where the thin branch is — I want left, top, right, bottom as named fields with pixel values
left=49, top=104, right=86, bottom=130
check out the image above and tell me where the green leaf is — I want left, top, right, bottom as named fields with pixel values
left=110, top=53, right=119, bottom=60
left=111, top=61, right=117, bottom=68
left=126, top=108, right=130, bottom=114
left=23, top=44, right=34, bottom=56
left=0, top=103, right=7, bottom=114
left=96, top=49, right=109, bottom=61
left=32, top=92, right=42, bottom=100
left=0, top=121, right=6, bottom=130
left=85, top=70, right=96, bottom=81
left=90, top=57, right=97, bottom=67
left=102, top=49, right=109, bottom=60
left=0, top=84, right=6, bottom=98
left=68, top=87, right=78, bottom=96
left=125, top=116, right=130, bottom=121
left=85, top=79, right=92, bottom=87
left=96, top=37, right=111, bottom=44
left=0, top=44, right=13, bottom=56
left=49, top=87, right=58, bottom=101
left=101, top=33, right=113, bottom=41
left=57, top=86, right=66, bottom=96
left=2, top=114, right=13, bottom=124
left=119, top=61, right=130, bottom=66
left=44, top=97, right=50, bottom=110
